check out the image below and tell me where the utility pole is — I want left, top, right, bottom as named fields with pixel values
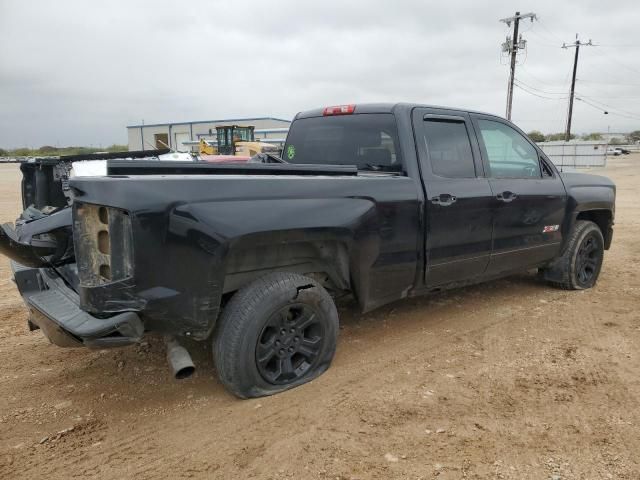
left=563, top=34, right=593, bottom=141
left=500, top=11, right=536, bottom=120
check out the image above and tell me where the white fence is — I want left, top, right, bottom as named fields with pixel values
left=538, top=141, right=608, bottom=168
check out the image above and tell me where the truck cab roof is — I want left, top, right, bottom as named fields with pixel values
left=294, top=102, right=504, bottom=121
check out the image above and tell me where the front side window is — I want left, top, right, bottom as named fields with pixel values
left=283, top=114, right=402, bottom=172
left=422, top=119, right=476, bottom=178
left=477, top=119, right=541, bottom=178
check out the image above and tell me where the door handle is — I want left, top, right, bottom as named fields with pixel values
left=431, top=194, right=457, bottom=206
left=496, top=191, right=517, bottom=203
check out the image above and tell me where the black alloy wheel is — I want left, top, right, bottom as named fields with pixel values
left=575, top=233, right=602, bottom=286
left=256, top=304, right=325, bottom=385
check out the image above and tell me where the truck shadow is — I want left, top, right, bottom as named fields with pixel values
left=336, top=270, right=549, bottom=328
left=40, top=271, right=553, bottom=408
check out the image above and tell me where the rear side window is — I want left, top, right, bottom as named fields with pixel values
left=283, top=114, right=402, bottom=172
left=422, top=119, right=476, bottom=178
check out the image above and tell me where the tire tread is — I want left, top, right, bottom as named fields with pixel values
left=213, top=272, right=337, bottom=398
left=546, top=220, right=604, bottom=290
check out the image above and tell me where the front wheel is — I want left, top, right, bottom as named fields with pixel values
left=213, top=272, right=339, bottom=398
left=543, top=220, right=605, bottom=290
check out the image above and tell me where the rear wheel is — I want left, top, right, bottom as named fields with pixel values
left=213, top=272, right=338, bottom=398
left=544, top=220, right=604, bottom=290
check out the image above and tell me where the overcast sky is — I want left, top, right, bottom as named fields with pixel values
left=1, top=0, right=639, bottom=148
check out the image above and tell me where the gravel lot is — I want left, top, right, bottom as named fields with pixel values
left=1, top=157, right=639, bottom=479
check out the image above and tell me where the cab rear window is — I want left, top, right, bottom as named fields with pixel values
left=283, top=114, right=403, bottom=172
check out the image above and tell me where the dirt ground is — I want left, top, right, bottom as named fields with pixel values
left=0, top=156, right=639, bottom=480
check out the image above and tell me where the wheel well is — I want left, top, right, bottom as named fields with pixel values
left=576, top=210, right=613, bottom=249
left=222, top=240, right=351, bottom=295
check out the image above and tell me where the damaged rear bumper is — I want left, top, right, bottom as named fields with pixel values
left=12, top=261, right=143, bottom=348
left=0, top=208, right=74, bottom=268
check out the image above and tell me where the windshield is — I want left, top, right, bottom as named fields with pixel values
left=283, top=114, right=403, bottom=172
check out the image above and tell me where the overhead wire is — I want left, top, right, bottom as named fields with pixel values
left=513, top=80, right=568, bottom=100
left=500, top=15, right=640, bottom=130
left=587, top=46, right=640, bottom=77
left=574, top=95, right=640, bottom=120
left=596, top=43, right=640, bottom=48
left=518, top=65, right=569, bottom=88
left=527, top=28, right=561, bottom=48
left=517, top=34, right=640, bottom=125
left=575, top=97, right=640, bottom=120
left=514, top=77, right=568, bottom=95
left=578, top=79, right=640, bottom=87
left=535, top=18, right=566, bottom=44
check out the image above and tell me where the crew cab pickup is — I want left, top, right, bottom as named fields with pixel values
left=0, top=103, right=615, bottom=398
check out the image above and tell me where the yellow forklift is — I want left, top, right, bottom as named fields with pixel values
left=199, top=125, right=279, bottom=157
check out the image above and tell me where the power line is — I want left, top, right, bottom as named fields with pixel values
left=517, top=76, right=640, bottom=102
left=512, top=71, right=571, bottom=132
left=516, top=76, right=640, bottom=125
left=526, top=28, right=560, bottom=48
left=574, top=93, right=640, bottom=120
left=512, top=80, right=570, bottom=132
left=514, top=77, right=568, bottom=95
left=575, top=97, right=640, bottom=121
left=578, top=79, right=640, bottom=87
left=500, top=17, right=639, bottom=130
left=575, top=82, right=640, bottom=102
left=596, top=44, right=640, bottom=48
left=588, top=46, right=640, bottom=77
left=536, top=18, right=565, bottom=44
left=519, top=66, right=571, bottom=89
left=575, top=94, right=640, bottom=120
left=513, top=81, right=568, bottom=100
left=575, top=94, right=640, bottom=100
left=576, top=93, right=639, bottom=116
left=519, top=60, right=640, bottom=101
left=499, top=11, right=537, bottom=120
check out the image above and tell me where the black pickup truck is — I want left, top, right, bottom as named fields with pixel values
left=0, top=103, right=615, bottom=398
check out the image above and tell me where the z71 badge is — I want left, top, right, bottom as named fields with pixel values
left=543, top=225, right=560, bottom=233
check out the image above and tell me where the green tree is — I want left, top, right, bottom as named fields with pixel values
left=105, top=144, right=128, bottom=152
left=582, top=132, right=603, bottom=141
left=527, top=130, right=546, bottom=142
left=0, top=148, right=7, bottom=156
left=13, top=148, right=32, bottom=156
left=37, top=145, right=58, bottom=153
left=610, top=137, right=624, bottom=145
left=627, top=130, right=640, bottom=143
left=546, top=133, right=576, bottom=141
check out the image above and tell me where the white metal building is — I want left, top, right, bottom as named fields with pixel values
left=126, top=117, right=291, bottom=152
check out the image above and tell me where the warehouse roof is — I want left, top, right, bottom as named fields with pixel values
left=127, top=117, right=291, bottom=129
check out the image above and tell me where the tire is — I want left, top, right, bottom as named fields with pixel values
left=213, top=272, right=339, bottom=399
left=544, top=220, right=605, bottom=290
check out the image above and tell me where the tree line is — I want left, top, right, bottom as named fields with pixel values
left=0, top=144, right=128, bottom=157
left=526, top=130, right=640, bottom=144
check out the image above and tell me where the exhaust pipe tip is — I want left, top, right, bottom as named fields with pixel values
left=174, top=364, right=195, bottom=380
left=164, top=335, right=195, bottom=380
